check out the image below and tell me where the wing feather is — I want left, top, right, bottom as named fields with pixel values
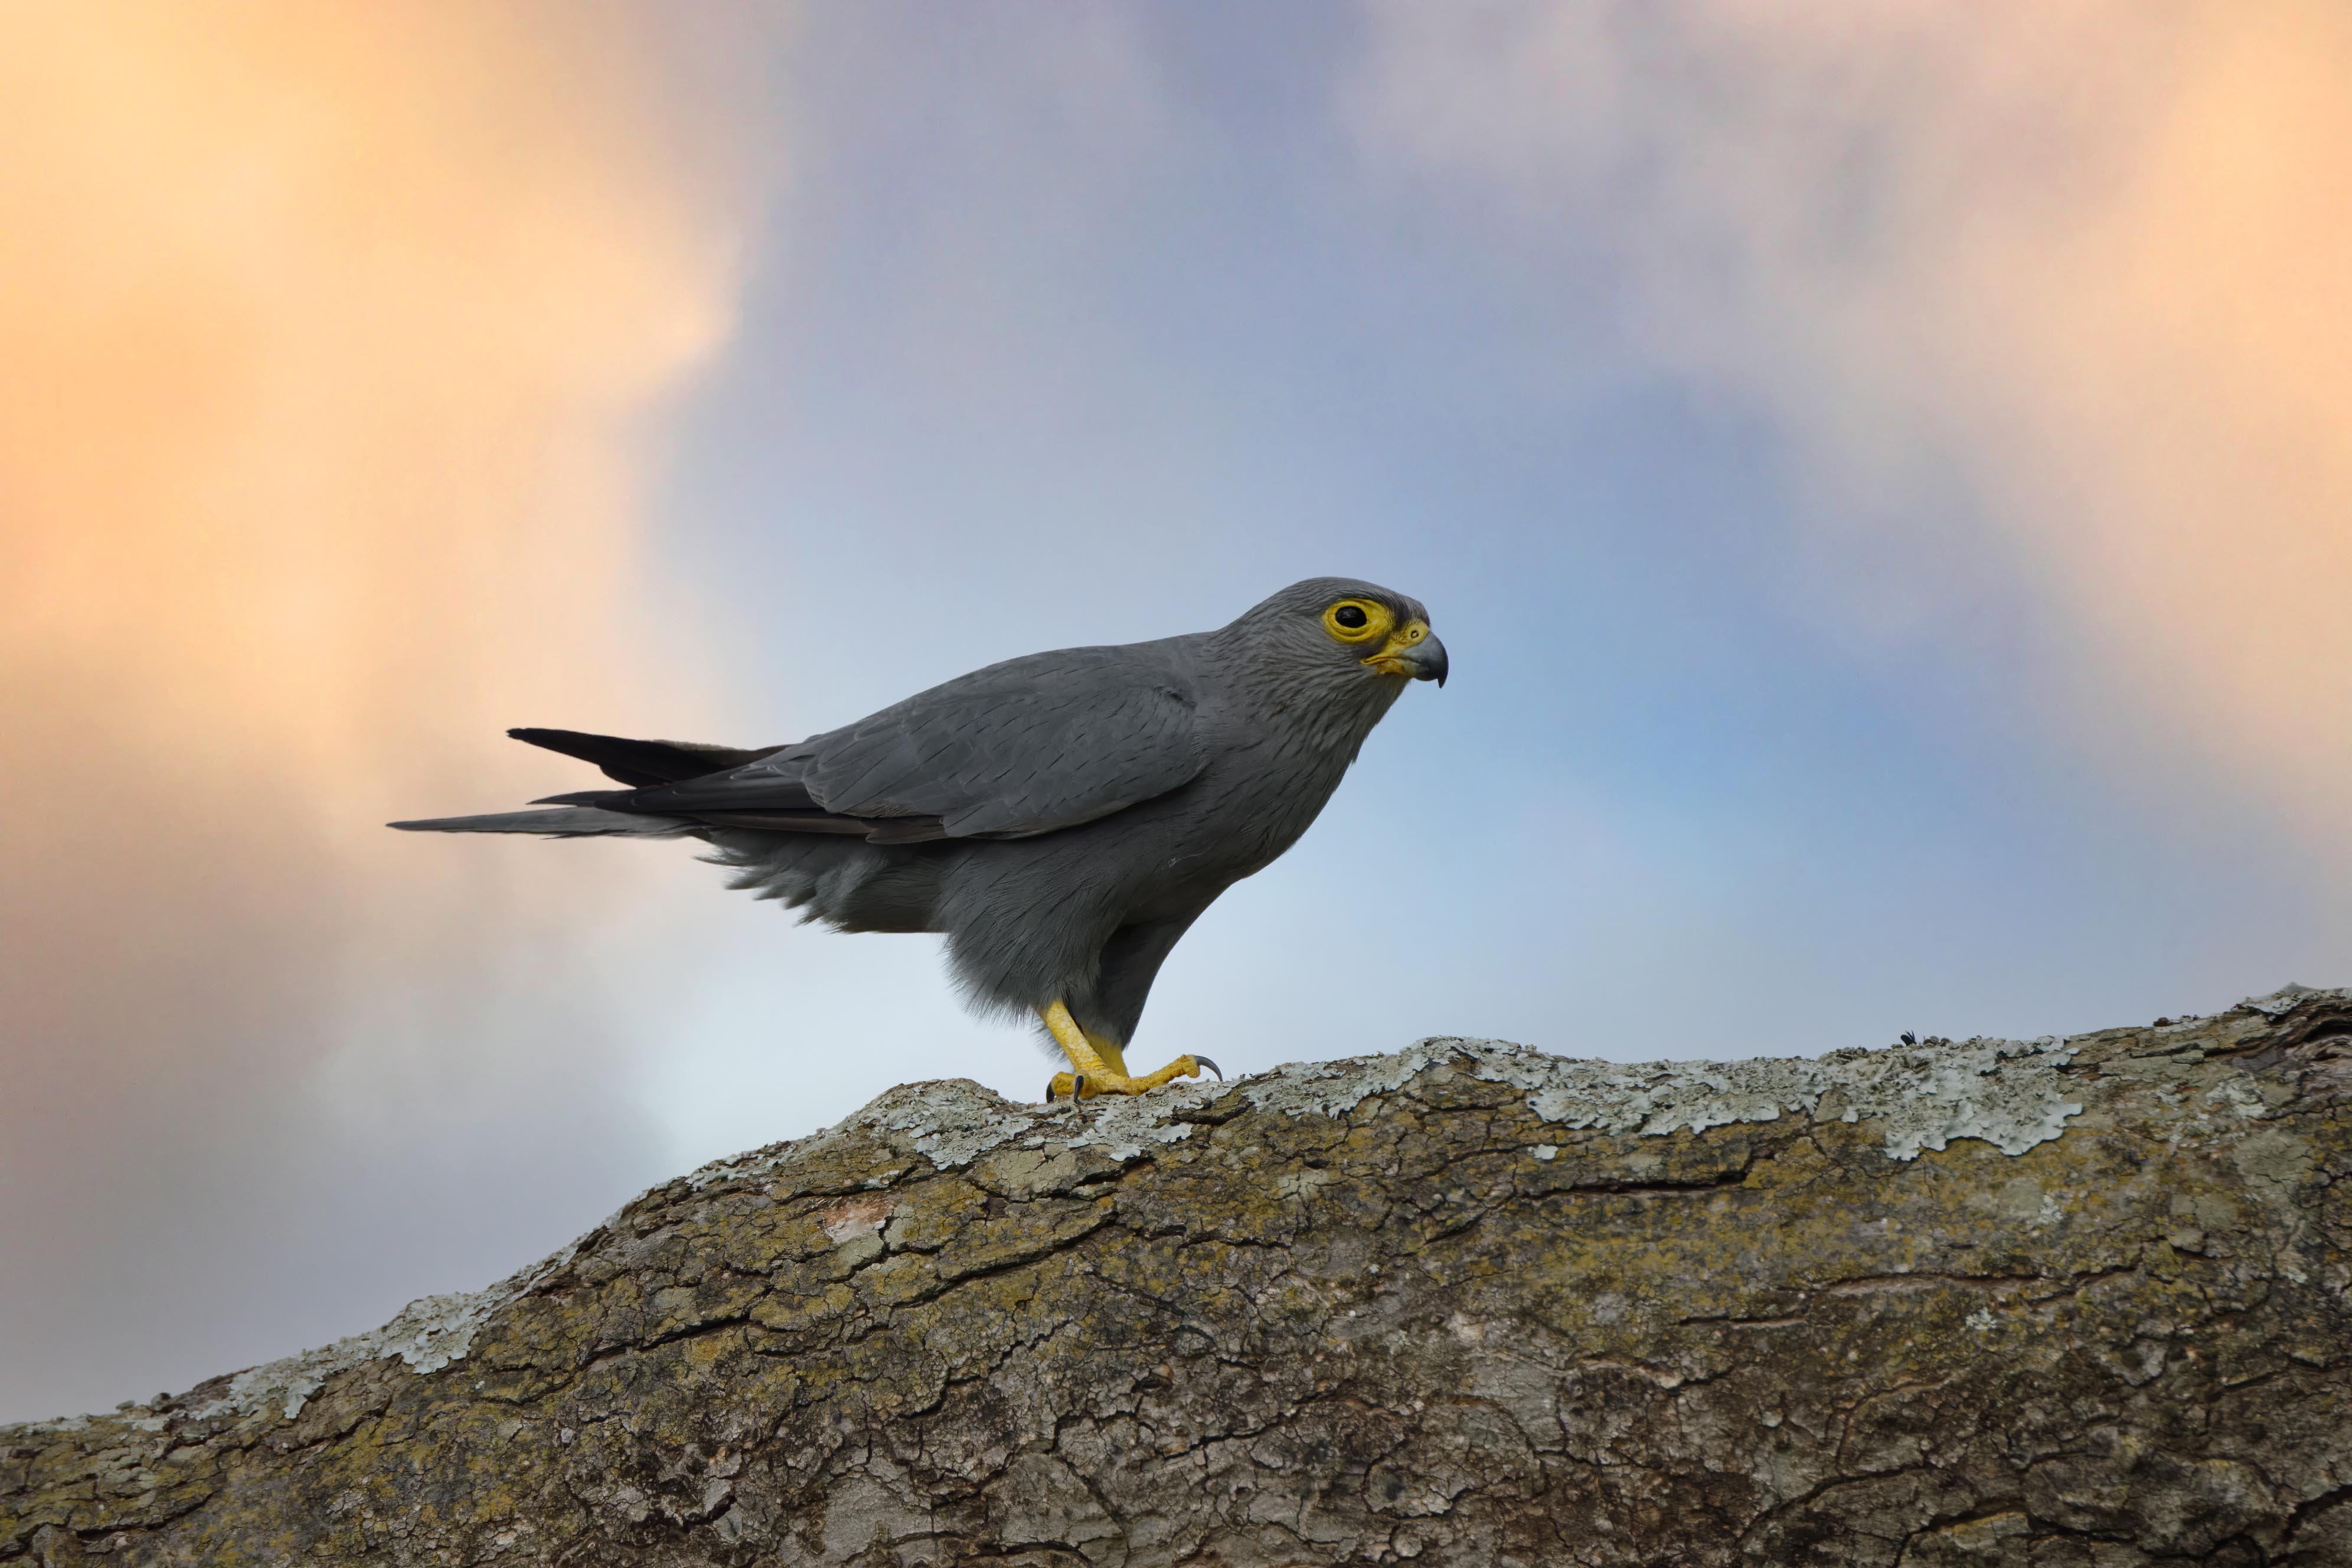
left=795, top=649, right=1206, bottom=838
left=561, top=645, right=1208, bottom=842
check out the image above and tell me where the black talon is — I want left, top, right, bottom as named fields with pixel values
left=1194, top=1055, right=1223, bottom=1081
left=1045, top=1080, right=1060, bottom=1103
left=1073, top=1074, right=1086, bottom=1100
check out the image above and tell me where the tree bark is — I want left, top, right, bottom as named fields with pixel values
left=6, top=987, right=2350, bottom=1567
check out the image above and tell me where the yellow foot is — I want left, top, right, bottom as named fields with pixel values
left=1046, top=1056, right=1219, bottom=1100
left=1037, top=999, right=1223, bottom=1102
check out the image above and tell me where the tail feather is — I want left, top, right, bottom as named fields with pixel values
left=387, top=807, right=697, bottom=838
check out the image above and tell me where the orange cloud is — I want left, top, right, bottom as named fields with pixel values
left=0, top=4, right=733, bottom=803
left=1356, top=0, right=2352, bottom=855
left=0, top=2, right=744, bottom=1414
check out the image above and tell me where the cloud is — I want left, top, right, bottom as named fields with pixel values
left=0, top=3, right=741, bottom=1418
left=1351, top=0, right=2352, bottom=857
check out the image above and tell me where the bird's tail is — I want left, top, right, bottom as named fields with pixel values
left=387, top=807, right=697, bottom=839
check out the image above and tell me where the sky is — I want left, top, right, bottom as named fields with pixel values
left=3, top=1, right=2347, bottom=1422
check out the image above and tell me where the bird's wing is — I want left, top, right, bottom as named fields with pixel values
left=544, top=646, right=1208, bottom=843
left=508, top=727, right=784, bottom=787
left=799, top=648, right=1207, bottom=839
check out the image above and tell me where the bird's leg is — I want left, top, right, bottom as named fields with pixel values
left=1040, top=1000, right=1219, bottom=1100
left=1083, top=1030, right=1131, bottom=1078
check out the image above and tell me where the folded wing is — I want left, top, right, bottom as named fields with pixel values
left=532, top=646, right=1208, bottom=844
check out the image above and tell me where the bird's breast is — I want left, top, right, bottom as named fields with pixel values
left=1170, top=736, right=1355, bottom=878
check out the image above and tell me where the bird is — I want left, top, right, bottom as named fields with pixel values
left=391, top=577, right=1447, bottom=1101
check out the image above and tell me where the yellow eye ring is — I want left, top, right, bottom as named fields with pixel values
left=1322, top=598, right=1393, bottom=644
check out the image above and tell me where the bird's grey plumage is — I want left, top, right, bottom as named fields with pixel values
left=538, top=649, right=1213, bottom=844
left=393, top=577, right=1445, bottom=1057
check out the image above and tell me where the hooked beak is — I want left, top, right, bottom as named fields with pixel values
left=1362, top=621, right=1449, bottom=687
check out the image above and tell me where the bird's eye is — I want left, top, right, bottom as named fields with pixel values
left=1322, top=599, right=1390, bottom=642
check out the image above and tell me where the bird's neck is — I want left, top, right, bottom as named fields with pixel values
left=1222, top=661, right=1407, bottom=760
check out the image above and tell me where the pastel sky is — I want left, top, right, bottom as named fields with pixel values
left=4, top=2, right=2347, bottom=1422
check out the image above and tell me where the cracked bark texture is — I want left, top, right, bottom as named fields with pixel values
left=6, top=988, right=2351, bottom=1567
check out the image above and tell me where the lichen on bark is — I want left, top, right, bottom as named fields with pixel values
left=6, top=987, right=2350, bottom=1566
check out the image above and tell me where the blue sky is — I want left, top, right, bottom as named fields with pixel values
left=5, top=2, right=2346, bottom=1422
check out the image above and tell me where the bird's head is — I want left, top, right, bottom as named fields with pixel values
left=1225, top=577, right=1449, bottom=699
